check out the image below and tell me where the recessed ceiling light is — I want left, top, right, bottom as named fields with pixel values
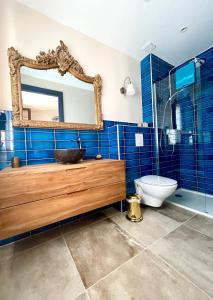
left=180, top=26, right=188, bottom=33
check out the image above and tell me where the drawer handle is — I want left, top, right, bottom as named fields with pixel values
left=67, top=188, right=89, bottom=195
left=65, top=167, right=87, bottom=172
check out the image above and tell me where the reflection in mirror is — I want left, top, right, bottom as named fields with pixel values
left=20, top=67, right=96, bottom=124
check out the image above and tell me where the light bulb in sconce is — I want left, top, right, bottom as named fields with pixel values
left=120, top=76, right=136, bottom=96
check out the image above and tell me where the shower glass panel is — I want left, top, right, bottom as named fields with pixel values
left=153, top=63, right=209, bottom=215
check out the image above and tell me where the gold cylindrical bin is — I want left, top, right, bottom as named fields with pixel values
left=126, top=194, right=143, bottom=222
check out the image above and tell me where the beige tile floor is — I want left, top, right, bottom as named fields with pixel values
left=0, top=202, right=212, bottom=300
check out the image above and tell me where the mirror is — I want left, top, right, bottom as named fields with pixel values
left=8, top=41, right=103, bottom=129
left=20, top=67, right=96, bottom=124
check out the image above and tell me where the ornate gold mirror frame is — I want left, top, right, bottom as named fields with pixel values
left=8, top=40, right=103, bottom=129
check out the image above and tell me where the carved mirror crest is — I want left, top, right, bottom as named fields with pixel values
left=8, top=41, right=103, bottom=129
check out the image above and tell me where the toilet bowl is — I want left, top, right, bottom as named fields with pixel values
left=135, top=175, right=177, bottom=207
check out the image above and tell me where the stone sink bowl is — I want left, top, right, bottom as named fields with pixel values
left=55, top=149, right=84, bottom=164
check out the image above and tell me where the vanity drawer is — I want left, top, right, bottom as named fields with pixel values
left=0, top=160, right=125, bottom=209
left=0, top=182, right=126, bottom=240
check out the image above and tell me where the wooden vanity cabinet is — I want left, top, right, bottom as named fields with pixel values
left=0, top=159, right=126, bottom=240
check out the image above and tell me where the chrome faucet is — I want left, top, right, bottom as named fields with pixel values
left=69, top=137, right=82, bottom=149
left=77, top=137, right=82, bottom=149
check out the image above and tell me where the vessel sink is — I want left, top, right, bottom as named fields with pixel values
left=55, top=149, right=84, bottom=164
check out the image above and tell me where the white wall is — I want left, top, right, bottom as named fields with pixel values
left=0, top=0, right=142, bottom=123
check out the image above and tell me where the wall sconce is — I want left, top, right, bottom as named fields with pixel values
left=120, top=76, right=135, bottom=96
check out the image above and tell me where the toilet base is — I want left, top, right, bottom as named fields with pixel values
left=141, top=193, right=164, bottom=207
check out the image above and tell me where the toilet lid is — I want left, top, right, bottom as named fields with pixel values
left=140, top=175, right=177, bottom=186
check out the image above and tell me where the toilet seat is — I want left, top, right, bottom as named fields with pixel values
left=140, top=175, right=177, bottom=186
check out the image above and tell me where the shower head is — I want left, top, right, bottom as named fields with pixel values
left=194, top=57, right=205, bottom=68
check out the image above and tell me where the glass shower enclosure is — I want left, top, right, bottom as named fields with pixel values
left=153, top=53, right=213, bottom=217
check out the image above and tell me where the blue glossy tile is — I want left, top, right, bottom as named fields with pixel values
left=55, top=131, right=78, bottom=141
left=0, top=161, right=10, bottom=170
left=85, top=147, right=99, bottom=156
left=124, top=126, right=138, bottom=133
left=109, top=147, right=118, bottom=154
left=109, top=153, right=119, bottom=159
left=125, top=146, right=139, bottom=153
left=126, top=182, right=136, bottom=194
left=108, top=133, right=118, bottom=140
left=82, top=140, right=98, bottom=148
left=56, top=141, right=78, bottom=149
left=26, top=130, right=54, bottom=141
left=103, top=120, right=115, bottom=127
left=0, top=151, right=14, bottom=161
left=125, top=152, right=140, bottom=160
left=79, top=132, right=98, bottom=141
left=27, top=158, right=55, bottom=165
left=124, top=132, right=137, bottom=140
left=109, top=139, right=118, bottom=146
left=119, top=139, right=125, bottom=147
left=99, top=140, right=109, bottom=147
left=99, top=133, right=109, bottom=141
left=125, top=160, right=139, bottom=168
left=27, top=140, right=54, bottom=150
left=126, top=171, right=140, bottom=182
left=99, top=147, right=109, bottom=155
left=27, top=150, right=54, bottom=159
left=13, top=128, right=25, bottom=140
left=100, top=153, right=110, bottom=159
left=14, top=150, right=27, bottom=160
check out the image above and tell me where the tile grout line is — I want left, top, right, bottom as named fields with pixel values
left=87, top=210, right=213, bottom=299
left=143, top=210, right=198, bottom=250
left=0, top=229, right=64, bottom=265
left=61, top=233, right=87, bottom=300
left=107, top=209, right=213, bottom=296
left=109, top=208, right=197, bottom=252
left=87, top=248, right=145, bottom=292
left=147, top=249, right=213, bottom=300
left=85, top=290, right=91, bottom=300
left=2, top=206, right=212, bottom=298
left=184, top=221, right=213, bottom=239
left=62, top=210, right=145, bottom=293
left=143, top=212, right=213, bottom=299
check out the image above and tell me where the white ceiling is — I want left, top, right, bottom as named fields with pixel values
left=17, top=0, right=213, bottom=66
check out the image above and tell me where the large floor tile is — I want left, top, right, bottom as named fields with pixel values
left=74, top=293, right=90, bottom=300
left=0, top=227, right=61, bottom=262
left=64, top=218, right=142, bottom=288
left=185, top=214, right=213, bottom=238
left=150, top=225, right=213, bottom=298
left=61, top=211, right=106, bottom=234
left=110, top=208, right=180, bottom=246
left=0, top=237, right=85, bottom=300
left=103, top=207, right=120, bottom=218
left=156, top=202, right=195, bottom=223
left=88, top=250, right=209, bottom=300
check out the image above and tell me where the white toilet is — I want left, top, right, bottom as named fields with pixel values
left=135, top=175, right=177, bottom=207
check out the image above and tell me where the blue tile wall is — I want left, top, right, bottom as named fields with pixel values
left=116, top=125, right=155, bottom=193
left=140, top=55, right=153, bottom=123
left=154, top=47, right=213, bottom=198
left=0, top=116, right=140, bottom=171
left=140, top=54, right=173, bottom=125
